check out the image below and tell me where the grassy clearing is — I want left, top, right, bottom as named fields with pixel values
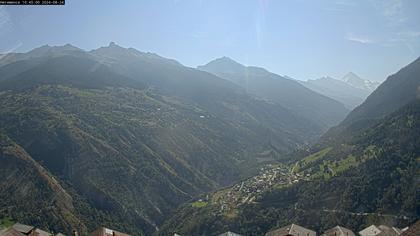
left=0, top=217, right=14, bottom=229
left=310, top=145, right=382, bottom=179
left=191, top=201, right=208, bottom=208
left=293, top=147, right=333, bottom=173
left=333, top=154, right=358, bottom=173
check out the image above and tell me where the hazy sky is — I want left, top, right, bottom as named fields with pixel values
left=1, top=0, right=419, bottom=81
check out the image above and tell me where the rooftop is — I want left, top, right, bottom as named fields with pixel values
left=322, top=226, right=356, bottom=236
left=219, top=231, right=243, bottom=236
left=266, top=223, right=317, bottom=236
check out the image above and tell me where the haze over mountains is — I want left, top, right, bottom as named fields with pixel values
left=2, top=0, right=419, bottom=235
left=299, top=73, right=380, bottom=109
left=341, top=58, right=420, bottom=126
left=0, top=43, right=344, bottom=235
left=342, top=72, right=380, bottom=91
left=0, top=43, right=418, bottom=236
left=159, top=56, right=420, bottom=236
left=198, top=57, right=349, bottom=131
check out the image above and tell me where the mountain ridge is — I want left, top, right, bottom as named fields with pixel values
left=0, top=43, right=329, bottom=235
left=198, top=57, right=349, bottom=131
left=157, top=56, right=420, bottom=236
left=299, top=75, right=374, bottom=109
left=341, top=72, right=380, bottom=91
left=339, top=57, right=420, bottom=127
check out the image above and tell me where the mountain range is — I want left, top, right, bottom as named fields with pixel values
left=0, top=43, right=418, bottom=236
left=299, top=73, right=380, bottom=109
left=157, top=57, right=420, bottom=236
left=198, top=57, right=349, bottom=131
left=342, top=72, right=380, bottom=91
left=0, top=43, right=350, bottom=235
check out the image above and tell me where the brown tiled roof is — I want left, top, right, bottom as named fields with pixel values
left=29, top=229, right=52, bottom=236
left=376, top=225, right=401, bottom=236
left=265, top=225, right=291, bottom=236
left=12, top=223, right=34, bottom=234
left=321, top=226, right=356, bottom=236
left=0, top=227, right=27, bottom=236
left=400, top=220, right=420, bottom=236
left=266, top=224, right=316, bottom=236
left=89, top=227, right=130, bottom=236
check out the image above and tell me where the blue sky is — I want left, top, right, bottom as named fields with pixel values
left=0, top=0, right=419, bottom=81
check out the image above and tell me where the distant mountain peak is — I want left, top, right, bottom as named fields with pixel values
left=62, top=43, right=80, bottom=49
left=219, top=56, right=235, bottom=61
left=28, top=45, right=51, bottom=53
left=212, top=56, right=243, bottom=66
left=342, top=72, right=380, bottom=91
left=198, top=56, right=246, bottom=75
left=104, top=41, right=125, bottom=50
left=342, top=72, right=363, bottom=83
left=108, top=42, right=124, bottom=48
left=92, top=42, right=129, bottom=56
left=89, top=43, right=183, bottom=67
left=201, top=57, right=268, bottom=76
left=25, top=44, right=82, bottom=58
left=31, top=44, right=82, bottom=51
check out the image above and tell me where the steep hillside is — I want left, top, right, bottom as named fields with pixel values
left=159, top=58, right=420, bottom=236
left=198, top=57, right=349, bottom=130
left=0, top=133, right=155, bottom=235
left=158, top=100, right=420, bottom=236
left=0, top=44, right=323, bottom=235
left=0, top=133, right=82, bottom=234
left=299, top=76, right=371, bottom=109
left=342, top=57, right=420, bottom=126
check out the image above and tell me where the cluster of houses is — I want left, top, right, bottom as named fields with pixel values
left=216, top=165, right=300, bottom=213
left=222, top=222, right=419, bottom=236
left=0, top=221, right=418, bottom=236
left=0, top=224, right=129, bottom=236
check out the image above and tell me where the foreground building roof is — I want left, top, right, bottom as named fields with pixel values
left=11, top=223, right=34, bottom=235
left=266, top=224, right=316, bottom=236
left=400, top=220, right=420, bottom=236
left=359, top=225, right=382, bottom=236
left=89, top=227, right=130, bottom=236
left=218, top=231, right=243, bottom=236
left=377, top=225, right=403, bottom=236
left=0, top=223, right=61, bottom=236
left=321, top=226, right=355, bottom=236
left=0, top=227, right=26, bottom=236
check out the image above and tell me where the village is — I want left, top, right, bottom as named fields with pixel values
left=209, top=164, right=308, bottom=214
left=1, top=161, right=418, bottom=236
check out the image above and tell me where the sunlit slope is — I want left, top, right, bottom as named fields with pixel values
left=158, top=99, right=420, bottom=236
left=158, top=57, right=420, bottom=236
left=0, top=44, right=324, bottom=235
